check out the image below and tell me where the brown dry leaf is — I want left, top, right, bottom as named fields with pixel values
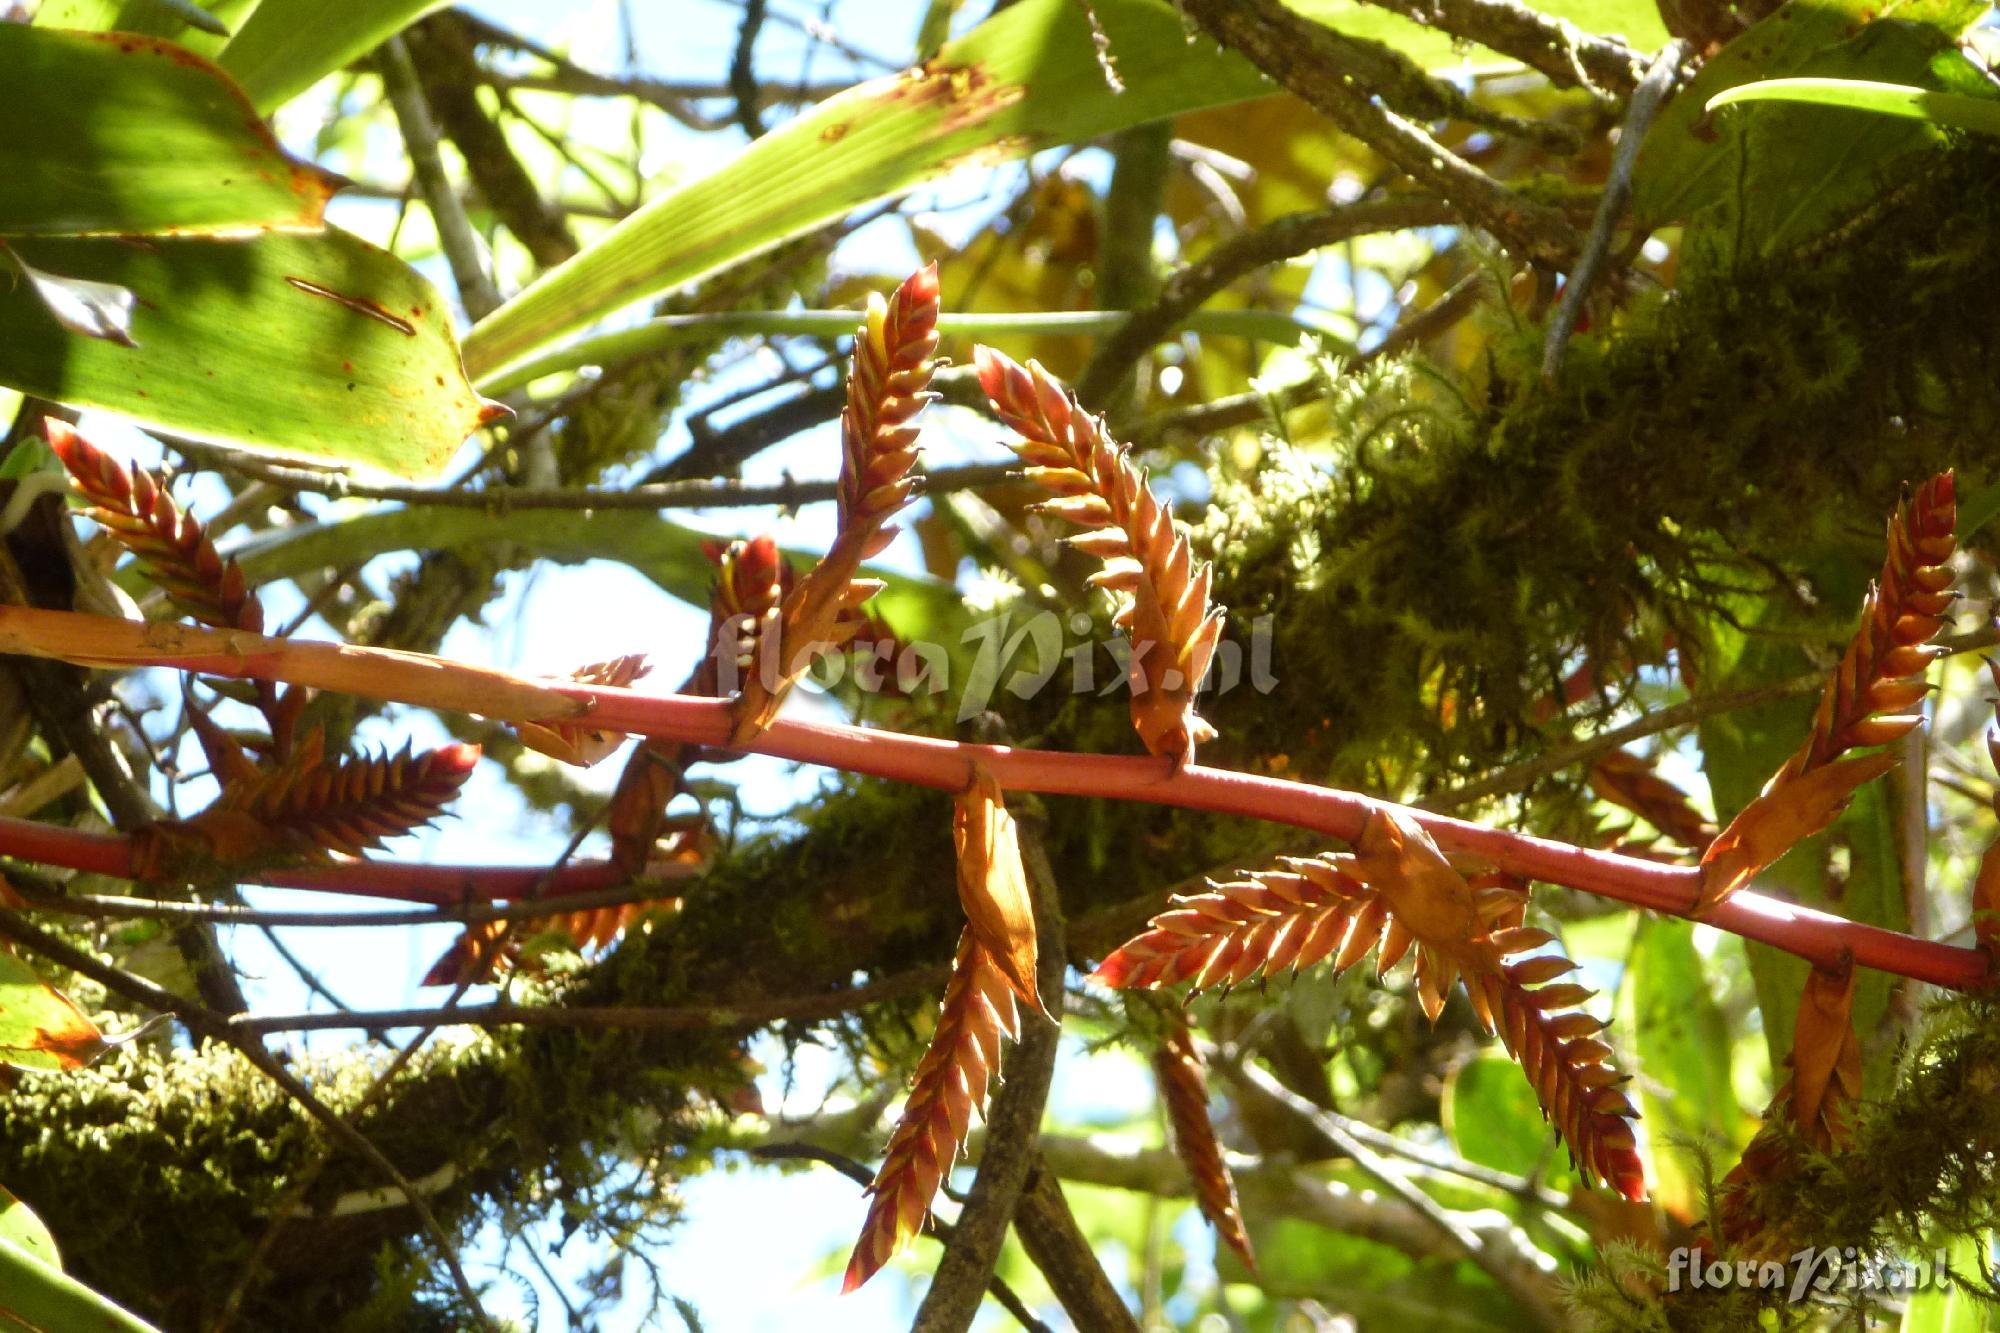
left=1698, top=750, right=1899, bottom=911
left=952, top=764, right=1042, bottom=1013
left=1587, top=749, right=1714, bottom=851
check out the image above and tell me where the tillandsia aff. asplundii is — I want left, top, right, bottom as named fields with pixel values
left=3, top=269, right=1992, bottom=1311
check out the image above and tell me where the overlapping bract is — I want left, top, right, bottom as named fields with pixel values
left=952, top=764, right=1042, bottom=1013
left=1699, top=473, right=1958, bottom=910
left=1713, top=960, right=1863, bottom=1258
left=132, top=740, right=480, bottom=878
left=515, top=653, right=654, bottom=768
left=47, top=419, right=263, bottom=636
left=1094, top=811, right=1645, bottom=1200
left=730, top=268, right=939, bottom=744
left=842, top=929, right=1020, bottom=1292
left=973, top=347, right=1225, bottom=763
left=1155, top=1019, right=1255, bottom=1269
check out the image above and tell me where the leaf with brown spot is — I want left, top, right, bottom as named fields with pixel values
left=952, top=764, right=1041, bottom=1013
left=0, top=949, right=108, bottom=1073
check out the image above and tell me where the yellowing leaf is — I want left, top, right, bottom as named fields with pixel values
left=953, top=765, right=1041, bottom=1013
left=0, top=951, right=108, bottom=1073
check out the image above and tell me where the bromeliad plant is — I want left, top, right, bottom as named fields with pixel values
left=1, top=264, right=1997, bottom=1314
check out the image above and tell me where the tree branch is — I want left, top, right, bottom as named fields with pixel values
left=0, top=604, right=1983, bottom=990
left=1178, top=0, right=1581, bottom=265
left=0, top=905, right=492, bottom=1324
left=1353, top=0, right=1645, bottom=95
left=1012, top=1160, right=1143, bottom=1333
left=1077, top=195, right=1460, bottom=409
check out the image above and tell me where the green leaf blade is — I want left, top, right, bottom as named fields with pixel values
left=0, top=228, right=496, bottom=478
left=460, top=0, right=1275, bottom=385
left=0, top=25, right=340, bottom=238
left=1708, top=77, right=2000, bottom=136
left=218, top=0, right=451, bottom=113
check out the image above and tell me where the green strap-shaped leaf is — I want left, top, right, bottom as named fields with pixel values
left=0, top=1235, right=163, bottom=1333
left=232, top=506, right=966, bottom=646
left=1709, top=76, right=2000, bottom=137
left=0, top=228, right=497, bottom=478
left=1632, top=0, right=1987, bottom=263
left=460, top=0, right=1276, bottom=385
left=0, top=951, right=107, bottom=1074
left=217, top=0, right=450, bottom=114
left=1615, top=918, right=1746, bottom=1218
left=0, top=25, right=340, bottom=237
left=0, top=1188, right=58, bottom=1273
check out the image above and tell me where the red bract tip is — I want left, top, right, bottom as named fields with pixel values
left=434, top=742, right=482, bottom=775
left=739, top=534, right=782, bottom=579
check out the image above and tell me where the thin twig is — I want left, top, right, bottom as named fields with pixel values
left=1126, top=274, right=1485, bottom=444
left=1542, top=39, right=1692, bottom=378
left=14, top=878, right=692, bottom=928
left=1352, top=0, right=1644, bottom=95
left=1075, top=196, right=1459, bottom=408
left=381, top=36, right=502, bottom=320
left=748, top=1144, right=1053, bottom=1333
left=730, top=0, right=770, bottom=139
left=1426, top=672, right=1823, bottom=810
left=1180, top=0, right=1582, bottom=265
left=1221, top=1050, right=1563, bottom=1330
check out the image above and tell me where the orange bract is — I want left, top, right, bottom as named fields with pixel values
left=974, top=347, right=1225, bottom=764
left=1155, top=1019, right=1255, bottom=1269
left=843, top=928, right=1020, bottom=1292
left=1699, top=473, right=1957, bottom=911
left=1095, top=810, right=1646, bottom=1201
left=132, top=741, right=480, bottom=879
left=953, top=764, right=1042, bottom=1013
left=730, top=268, right=939, bottom=744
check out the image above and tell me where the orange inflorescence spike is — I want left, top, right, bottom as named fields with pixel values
left=1155, top=1019, right=1255, bottom=1269
left=730, top=268, right=939, bottom=745
left=1699, top=474, right=1957, bottom=912
left=973, top=347, right=1225, bottom=764
left=842, top=929, right=1020, bottom=1293
left=1094, top=811, right=1646, bottom=1202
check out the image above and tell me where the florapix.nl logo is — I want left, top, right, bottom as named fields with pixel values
left=708, top=607, right=1280, bottom=721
